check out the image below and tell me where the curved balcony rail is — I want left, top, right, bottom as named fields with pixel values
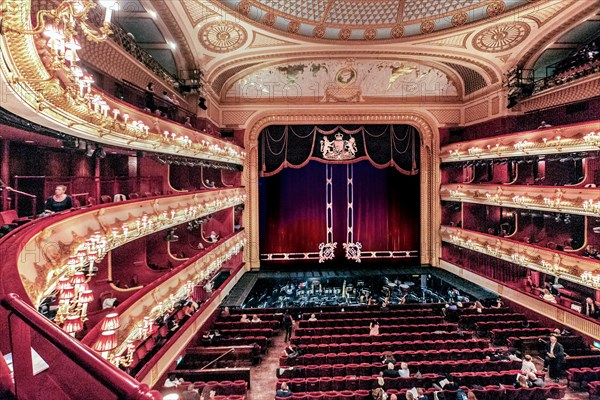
left=441, top=184, right=600, bottom=217
left=440, top=226, right=600, bottom=291
left=0, top=1, right=244, bottom=164
left=14, top=188, right=246, bottom=308
left=0, top=293, right=156, bottom=400
left=440, top=120, right=600, bottom=163
left=82, top=231, right=247, bottom=367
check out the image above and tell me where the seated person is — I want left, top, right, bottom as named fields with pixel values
left=398, top=362, right=410, bottom=378
left=382, top=352, right=396, bottom=365
left=163, top=373, right=183, bottom=388
left=251, top=314, right=262, bottom=323
left=208, top=231, right=220, bottom=243
left=527, top=372, right=545, bottom=388
left=521, top=354, right=537, bottom=374
left=276, top=382, right=293, bottom=398
left=221, top=306, right=230, bottom=317
left=308, top=313, right=318, bottom=322
left=382, top=362, right=399, bottom=378
left=205, top=179, right=216, bottom=188
left=181, top=384, right=201, bottom=400
left=44, top=185, right=73, bottom=214
left=102, top=296, right=119, bottom=310
left=284, top=344, right=299, bottom=359
left=167, top=318, right=179, bottom=332
left=240, top=314, right=250, bottom=323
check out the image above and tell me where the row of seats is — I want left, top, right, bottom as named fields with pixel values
left=295, top=335, right=480, bottom=352
left=195, top=335, right=270, bottom=350
left=274, top=384, right=566, bottom=400
left=295, top=320, right=449, bottom=336
left=459, top=313, right=526, bottom=327
left=295, top=324, right=458, bottom=343
left=217, top=314, right=285, bottom=323
left=279, top=359, right=522, bottom=379
left=300, top=309, right=436, bottom=320
left=475, top=320, right=539, bottom=334
left=297, top=315, right=445, bottom=329
left=213, top=321, right=280, bottom=330
left=567, top=367, right=600, bottom=388
left=276, top=370, right=532, bottom=392
left=491, top=328, right=554, bottom=345
left=217, top=328, right=277, bottom=338
left=280, top=348, right=497, bottom=367
left=589, top=380, right=600, bottom=400
left=190, top=380, right=247, bottom=396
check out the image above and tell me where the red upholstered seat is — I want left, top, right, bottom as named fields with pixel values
left=324, top=391, right=339, bottom=400
left=319, top=377, right=332, bottom=392
left=354, top=389, right=371, bottom=400
left=332, top=376, right=346, bottom=391
left=306, top=377, right=319, bottom=392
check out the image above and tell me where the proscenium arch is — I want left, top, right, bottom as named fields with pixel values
left=242, top=111, right=440, bottom=270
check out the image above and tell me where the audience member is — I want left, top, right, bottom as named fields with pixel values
left=583, top=297, right=598, bottom=318
left=382, top=362, right=399, bottom=378
left=527, top=372, right=545, bottom=388
left=163, top=373, right=183, bottom=388
left=369, top=319, right=380, bottom=336
left=221, top=306, right=230, bottom=317
left=398, top=362, right=410, bottom=378
left=417, top=388, right=429, bottom=400
left=181, top=384, right=200, bottom=400
left=282, top=310, right=294, bottom=342
left=240, top=314, right=250, bottom=323
left=308, top=313, right=318, bottom=322
left=466, top=391, right=477, bottom=400
left=542, top=289, right=557, bottom=304
left=521, top=354, right=537, bottom=374
left=544, top=335, right=565, bottom=382
left=251, top=314, right=262, bottom=323
left=44, top=185, right=73, bottom=213
left=372, top=387, right=387, bottom=400
left=382, top=351, right=396, bottom=365
left=276, top=382, right=293, bottom=398
left=144, top=82, right=155, bottom=111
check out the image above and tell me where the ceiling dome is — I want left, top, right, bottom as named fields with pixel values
left=220, top=0, right=533, bottom=41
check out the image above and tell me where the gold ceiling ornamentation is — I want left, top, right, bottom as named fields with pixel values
left=288, top=20, right=301, bottom=34
left=364, top=28, right=377, bottom=41
left=486, top=1, right=506, bottom=17
left=248, top=32, right=295, bottom=48
left=452, top=12, right=468, bottom=27
left=238, top=0, right=251, bottom=16
left=472, top=22, right=531, bottom=53
left=339, top=28, right=352, bottom=40
left=199, top=21, right=248, bottom=53
left=420, top=20, right=435, bottom=34
left=391, top=24, right=404, bottom=39
left=263, top=11, right=276, bottom=26
left=181, top=0, right=220, bottom=26
left=313, top=25, right=326, bottom=38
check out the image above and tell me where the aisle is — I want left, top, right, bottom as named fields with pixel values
left=246, top=330, right=287, bottom=400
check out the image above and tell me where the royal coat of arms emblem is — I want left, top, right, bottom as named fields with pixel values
left=320, top=133, right=357, bottom=160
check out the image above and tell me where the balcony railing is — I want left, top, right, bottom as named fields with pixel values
left=1, top=293, right=156, bottom=400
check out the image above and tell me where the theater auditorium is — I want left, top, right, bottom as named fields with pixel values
left=0, top=0, right=599, bottom=399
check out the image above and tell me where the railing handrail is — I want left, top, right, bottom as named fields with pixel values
left=0, top=293, right=155, bottom=400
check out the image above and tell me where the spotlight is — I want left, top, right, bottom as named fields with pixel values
left=198, top=97, right=207, bottom=110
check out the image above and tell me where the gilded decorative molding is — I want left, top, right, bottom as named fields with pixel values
left=472, top=22, right=531, bottom=53
left=198, top=21, right=248, bottom=53
left=440, top=227, right=600, bottom=290
left=440, top=120, right=600, bottom=162
left=519, top=73, right=600, bottom=113
left=441, top=184, right=600, bottom=217
left=17, top=189, right=246, bottom=307
left=0, top=0, right=244, bottom=164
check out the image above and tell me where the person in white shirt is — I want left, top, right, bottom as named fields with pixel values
left=398, top=362, right=410, bottom=378
left=163, top=373, right=183, bottom=388
left=521, top=354, right=537, bottom=374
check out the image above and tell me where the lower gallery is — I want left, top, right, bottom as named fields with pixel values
left=0, top=0, right=599, bottom=399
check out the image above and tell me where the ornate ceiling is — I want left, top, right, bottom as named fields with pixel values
left=218, top=0, right=529, bottom=41
left=143, top=0, right=599, bottom=110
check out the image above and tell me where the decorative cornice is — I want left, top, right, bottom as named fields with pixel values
left=0, top=1, right=244, bottom=164
left=441, top=184, right=600, bottom=217
left=440, top=120, right=600, bottom=162
left=440, top=226, right=600, bottom=290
